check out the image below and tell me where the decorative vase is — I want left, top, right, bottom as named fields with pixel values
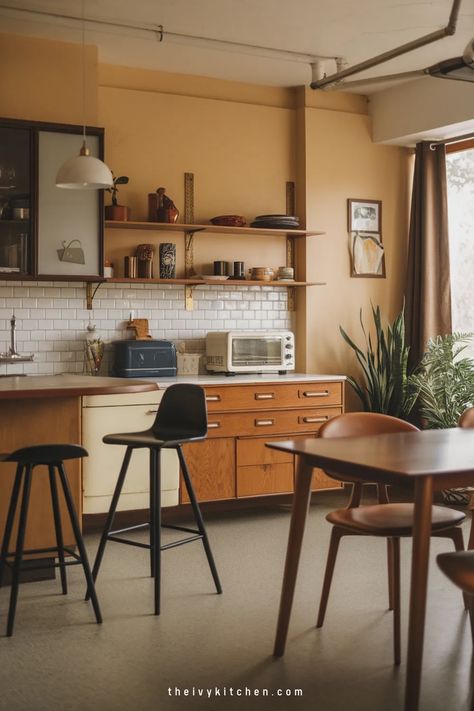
left=159, top=243, right=176, bottom=279
left=148, top=187, right=179, bottom=223
left=105, top=205, right=131, bottom=221
left=136, top=243, right=154, bottom=278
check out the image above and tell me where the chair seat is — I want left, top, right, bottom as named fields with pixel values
left=103, top=428, right=206, bottom=448
left=327, top=503, right=465, bottom=536
left=0, top=444, right=87, bottom=464
left=437, top=551, right=474, bottom=595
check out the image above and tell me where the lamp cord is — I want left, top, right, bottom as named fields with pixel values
left=81, top=0, right=86, bottom=143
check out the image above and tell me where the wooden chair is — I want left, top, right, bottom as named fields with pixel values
left=436, top=406, right=474, bottom=641
left=316, top=412, right=466, bottom=665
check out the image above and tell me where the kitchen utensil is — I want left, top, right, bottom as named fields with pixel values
left=250, top=267, right=275, bottom=281
left=214, top=260, right=229, bottom=276
left=232, top=261, right=245, bottom=279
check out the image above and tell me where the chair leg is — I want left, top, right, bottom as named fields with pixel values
left=177, top=446, right=222, bottom=595
left=316, top=526, right=344, bottom=628
left=0, top=463, right=23, bottom=590
left=442, top=527, right=469, bottom=609
left=387, top=537, right=394, bottom=611
left=151, top=449, right=161, bottom=615
left=56, top=463, right=102, bottom=625
left=48, top=464, right=67, bottom=595
left=149, top=451, right=157, bottom=579
left=6, top=464, right=33, bottom=637
left=391, top=536, right=401, bottom=666
left=87, top=446, right=133, bottom=599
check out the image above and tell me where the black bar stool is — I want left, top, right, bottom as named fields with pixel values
left=89, top=383, right=222, bottom=614
left=0, top=444, right=102, bottom=637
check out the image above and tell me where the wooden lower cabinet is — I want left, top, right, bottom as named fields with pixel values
left=180, top=379, right=345, bottom=503
left=181, top=437, right=235, bottom=503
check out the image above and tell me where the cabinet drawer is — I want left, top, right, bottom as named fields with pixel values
left=236, top=436, right=294, bottom=466
left=207, top=407, right=341, bottom=438
left=237, top=463, right=294, bottom=497
left=204, top=381, right=342, bottom=412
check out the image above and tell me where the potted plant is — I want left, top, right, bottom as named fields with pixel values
left=408, top=333, right=474, bottom=503
left=408, top=333, right=474, bottom=428
left=340, top=303, right=413, bottom=418
left=105, top=174, right=130, bottom=221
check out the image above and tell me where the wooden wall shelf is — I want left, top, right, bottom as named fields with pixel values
left=104, top=220, right=324, bottom=238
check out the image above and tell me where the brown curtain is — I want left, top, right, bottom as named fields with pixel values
left=405, top=141, right=452, bottom=370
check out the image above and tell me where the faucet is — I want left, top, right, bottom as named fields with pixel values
left=0, top=314, right=34, bottom=363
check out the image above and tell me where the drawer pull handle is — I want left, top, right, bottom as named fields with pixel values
left=206, top=395, right=222, bottom=402
left=300, top=416, right=329, bottom=424
left=255, top=392, right=275, bottom=400
left=302, top=390, right=329, bottom=398
left=208, top=422, right=221, bottom=429
left=146, top=409, right=158, bottom=414
left=255, top=419, right=275, bottom=427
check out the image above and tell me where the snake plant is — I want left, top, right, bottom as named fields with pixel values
left=340, top=304, right=412, bottom=418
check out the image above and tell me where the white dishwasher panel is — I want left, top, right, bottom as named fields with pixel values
left=82, top=391, right=179, bottom=514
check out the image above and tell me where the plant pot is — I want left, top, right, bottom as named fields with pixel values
left=105, top=205, right=131, bottom=221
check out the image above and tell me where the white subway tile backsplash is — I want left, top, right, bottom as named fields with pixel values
left=0, top=281, right=294, bottom=375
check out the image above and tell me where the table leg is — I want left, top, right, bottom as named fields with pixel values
left=405, top=476, right=433, bottom=711
left=273, top=456, right=314, bottom=657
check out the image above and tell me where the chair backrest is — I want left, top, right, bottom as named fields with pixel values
left=459, top=407, right=474, bottom=429
left=152, top=383, right=207, bottom=442
left=319, top=412, right=418, bottom=440
left=318, top=412, right=418, bottom=505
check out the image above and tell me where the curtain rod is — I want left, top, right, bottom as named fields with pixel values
left=430, top=131, right=474, bottom=149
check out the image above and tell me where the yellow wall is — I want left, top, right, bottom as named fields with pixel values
left=0, top=33, right=98, bottom=125
left=1, top=32, right=411, bottom=390
left=304, top=100, right=410, bottom=379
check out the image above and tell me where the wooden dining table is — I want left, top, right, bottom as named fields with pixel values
left=267, top=428, right=474, bottom=711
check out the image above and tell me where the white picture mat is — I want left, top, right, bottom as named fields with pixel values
left=38, top=131, right=100, bottom=276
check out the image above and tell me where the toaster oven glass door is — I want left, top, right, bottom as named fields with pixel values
left=231, top=337, right=282, bottom=367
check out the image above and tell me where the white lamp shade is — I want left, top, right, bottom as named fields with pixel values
left=56, top=153, right=113, bottom=190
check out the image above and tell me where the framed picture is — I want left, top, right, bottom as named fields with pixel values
left=348, top=199, right=381, bottom=233
left=350, top=231, right=386, bottom=278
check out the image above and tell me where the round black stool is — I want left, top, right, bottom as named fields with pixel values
left=0, top=444, right=102, bottom=636
left=89, top=383, right=222, bottom=614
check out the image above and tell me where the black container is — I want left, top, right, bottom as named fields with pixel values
left=112, top=339, right=177, bottom=377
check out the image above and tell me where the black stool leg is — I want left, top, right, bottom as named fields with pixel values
left=87, top=446, right=133, bottom=599
left=149, top=450, right=157, bottom=578
left=56, top=463, right=102, bottom=624
left=177, top=446, right=222, bottom=594
left=151, top=449, right=161, bottom=615
left=7, top=464, right=33, bottom=637
left=0, top=463, right=23, bottom=589
left=48, top=464, right=67, bottom=595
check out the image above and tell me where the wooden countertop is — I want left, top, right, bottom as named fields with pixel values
left=0, top=374, right=159, bottom=400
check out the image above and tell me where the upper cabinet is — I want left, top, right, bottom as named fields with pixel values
left=0, top=118, right=104, bottom=280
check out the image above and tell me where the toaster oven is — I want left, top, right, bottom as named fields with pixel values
left=205, top=331, right=295, bottom=374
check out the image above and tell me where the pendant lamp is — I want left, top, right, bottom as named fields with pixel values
left=56, top=0, right=113, bottom=190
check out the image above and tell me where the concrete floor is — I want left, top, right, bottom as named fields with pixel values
left=0, top=490, right=473, bottom=711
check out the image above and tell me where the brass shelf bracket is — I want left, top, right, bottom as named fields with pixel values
left=86, top=282, right=103, bottom=310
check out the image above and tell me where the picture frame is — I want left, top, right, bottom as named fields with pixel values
left=350, top=231, right=386, bottom=278
left=347, top=198, right=381, bottom=233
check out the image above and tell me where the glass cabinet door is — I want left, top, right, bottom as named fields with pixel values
left=0, top=125, right=32, bottom=276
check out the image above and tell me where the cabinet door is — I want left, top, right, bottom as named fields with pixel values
left=37, top=130, right=102, bottom=278
left=0, top=124, right=32, bottom=276
left=181, top=438, right=235, bottom=502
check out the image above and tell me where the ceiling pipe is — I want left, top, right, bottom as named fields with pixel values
left=311, top=0, right=462, bottom=90
left=0, top=2, right=335, bottom=65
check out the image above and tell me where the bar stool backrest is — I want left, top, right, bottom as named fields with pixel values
left=151, top=383, right=207, bottom=442
left=459, top=407, right=474, bottom=429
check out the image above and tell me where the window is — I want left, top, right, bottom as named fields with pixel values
left=446, top=140, right=474, bottom=353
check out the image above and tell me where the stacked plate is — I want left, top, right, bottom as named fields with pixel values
left=250, top=214, right=300, bottom=229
